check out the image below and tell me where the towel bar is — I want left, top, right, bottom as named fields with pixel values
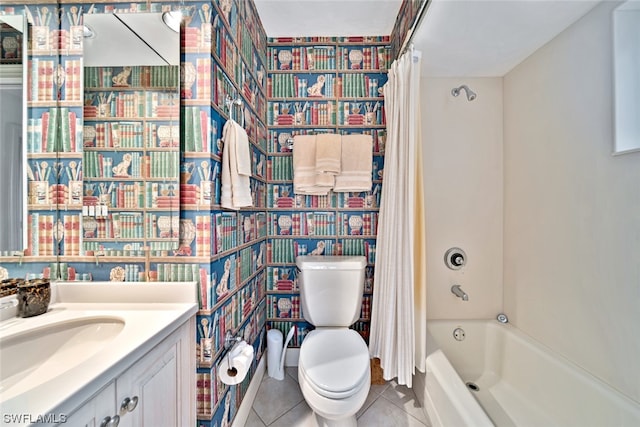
left=224, top=95, right=244, bottom=127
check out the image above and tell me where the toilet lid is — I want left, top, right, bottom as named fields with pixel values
left=299, top=329, right=369, bottom=398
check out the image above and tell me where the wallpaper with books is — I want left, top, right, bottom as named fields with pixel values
left=1, top=2, right=66, bottom=278
left=266, top=35, right=389, bottom=350
left=0, top=1, right=268, bottom=426
left=390, top=0, right=426, bottom=58
left=0, top=20, right=22, bottom=65
left=0, top=1, right=414, bottom=425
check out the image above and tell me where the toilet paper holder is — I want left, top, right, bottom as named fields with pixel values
left=224, top=330, right=241, bottom=349
left=223, top=331, right=242, bottom=378
left=222, top=332, right=251, bottom=380
left=219, top=337, right=254, bottom=384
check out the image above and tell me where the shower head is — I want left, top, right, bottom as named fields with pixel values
left=452, top=85, right=477, bottom=101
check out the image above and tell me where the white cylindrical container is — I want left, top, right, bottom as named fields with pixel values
left=267, top=329, right=284, bottom=380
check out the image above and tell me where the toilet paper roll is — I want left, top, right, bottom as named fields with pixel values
left=218, top=341, right=254, bottom=385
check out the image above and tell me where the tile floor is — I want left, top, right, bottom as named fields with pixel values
left=248, top=367, right=432, bottom=427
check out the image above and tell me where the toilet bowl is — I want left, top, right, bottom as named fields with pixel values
left=295, top=256, right=371, bottom=427
left=298, top=329, right=370, bottom=427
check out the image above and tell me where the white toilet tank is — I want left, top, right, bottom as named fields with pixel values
left=296, top=255, right=366, bottom=327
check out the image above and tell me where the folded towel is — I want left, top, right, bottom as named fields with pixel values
left=293, top=135, right=331, bottom=195
left=315, top=133, right=341, bottom=173
left=314, top=133, right=341, bottom=188
left=314, top=169, right=335, bottom=188
left=333, top=134, right=373, bottom=192
left=235, top=122, right=252, bottom=177
left=221, top=119, right=253, bottom=209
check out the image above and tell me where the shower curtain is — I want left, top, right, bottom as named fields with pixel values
left=369, top=48, right=426, bottom=387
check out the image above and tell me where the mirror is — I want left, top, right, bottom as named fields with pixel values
left=0, top=14, right=26, bottom=253
left=79, top=12, right=180, bottom=262
left=83, top=12, right=178, bottom=67
left=613, top=0, right=640, bottom=154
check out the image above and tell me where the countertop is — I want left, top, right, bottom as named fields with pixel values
left=0, top=281, right=198, bottom=425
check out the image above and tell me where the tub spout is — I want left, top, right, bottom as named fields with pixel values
left=451, top=285, right=468, bottom=301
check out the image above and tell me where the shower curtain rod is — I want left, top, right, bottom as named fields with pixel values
left=399, top=0, right=432, bottom=57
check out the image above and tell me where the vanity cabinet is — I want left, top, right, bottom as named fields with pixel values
left=115, top=317, right=192, bottom=427
left=60, top=318, right=195, bottom=427
left=62, top=382, right=116, bottom=427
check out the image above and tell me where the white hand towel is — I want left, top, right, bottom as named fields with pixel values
left=293, top=135, right=331, bottom=195
left=235, top=121, right=252, bottom=177
left=221, top=119, right=253, bottom=209
left=315, top=133, right=342, bottom=188
left=333, top=134, right=373, bottom=192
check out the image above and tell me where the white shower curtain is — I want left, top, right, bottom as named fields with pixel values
left=369, top=48, right=427, bottom=387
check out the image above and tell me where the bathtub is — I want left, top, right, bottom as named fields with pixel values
left=424, top=319, right=640, bottom=427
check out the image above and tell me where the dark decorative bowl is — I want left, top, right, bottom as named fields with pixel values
left=17, top=279, right=51, bottom=317
left=0, top=278, right=22, bottom=298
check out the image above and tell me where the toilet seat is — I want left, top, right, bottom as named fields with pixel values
left=299, top=329, right=369, bottom=399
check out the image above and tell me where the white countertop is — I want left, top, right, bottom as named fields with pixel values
left=0, top=281, right=198, bottom=425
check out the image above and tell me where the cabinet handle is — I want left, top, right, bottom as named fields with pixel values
left=128, top=396, right=139, bottom=412
left=120, top=396, right=139, bottom=414
left=100, top=415, right=120, bottom=427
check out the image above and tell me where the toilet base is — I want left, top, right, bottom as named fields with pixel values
left=299, top=365, right=370, bottom=427
left=313, top=412, right=357, bottom=427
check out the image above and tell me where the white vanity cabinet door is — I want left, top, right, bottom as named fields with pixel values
left=60, top=381, right=116, bottom=427
left=115, top=319, right=194, bottom=427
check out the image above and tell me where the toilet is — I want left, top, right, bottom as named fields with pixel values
left=296, top=255, right=371, bottom=427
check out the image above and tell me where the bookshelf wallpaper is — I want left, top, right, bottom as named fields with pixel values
left=0, top=1, right=268, bottom=426
left=390, top=0, right=426, bottom=59
left=265, top=35, right=389, bottom=351
left=0, top=20, right=22, bottom=65
left=0, top=0, right=423, bottom=425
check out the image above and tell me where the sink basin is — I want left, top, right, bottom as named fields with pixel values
left=0, top=317, right=124, bottom=394
left=0, top=281, right=198, bottom=422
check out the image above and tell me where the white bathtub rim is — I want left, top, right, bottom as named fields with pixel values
left=425, top=348, right=494, bottom=427
left=430, top=318, right=640, bottom=407
left=485, top=320, right=640, bottom=412
left=428, top=319, right=640, bottom=426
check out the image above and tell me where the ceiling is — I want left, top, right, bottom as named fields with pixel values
left=254, top=0, right=603, bottom=77
left=83, top=12, right=179, bottom=67
left=414, top=0, right=602, bottom=77
left=0, top=15, right=24, bottom=32
left=254, top=0, right=403, bottom=37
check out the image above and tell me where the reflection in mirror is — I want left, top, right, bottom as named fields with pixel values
left=81, top=12, right=180, bottom=267
left=613, top=0, right=640, bottom=154
left=83, top=12, right=179, bottom=67
left=0, top=14, right=26, bottom=253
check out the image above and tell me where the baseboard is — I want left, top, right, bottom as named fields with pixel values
left=284, top=347, right=299, bottom=367
left=231, top=355, right=266, bottom=427
left=413, top=370, right=431, bottom=424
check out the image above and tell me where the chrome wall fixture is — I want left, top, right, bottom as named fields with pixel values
left=451, top=85, right=477, bottom=101
left=225, top=95, right=244, bottom=126
left=451, top=284, right=469, bottom=301
left=444, top=247, right=466, bottom=270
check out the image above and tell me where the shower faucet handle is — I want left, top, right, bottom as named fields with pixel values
left=445, top=247, right=466, bottom=270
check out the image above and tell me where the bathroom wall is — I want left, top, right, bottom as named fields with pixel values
left=503, top=1, right=640, bottom=404
left=421, top=77, right=504, bottom=320
left=265, top=37, right=390, bottom=348
left=390, top=0, right=426, bottom=58
left=0, top=2, right=269, bottom=426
